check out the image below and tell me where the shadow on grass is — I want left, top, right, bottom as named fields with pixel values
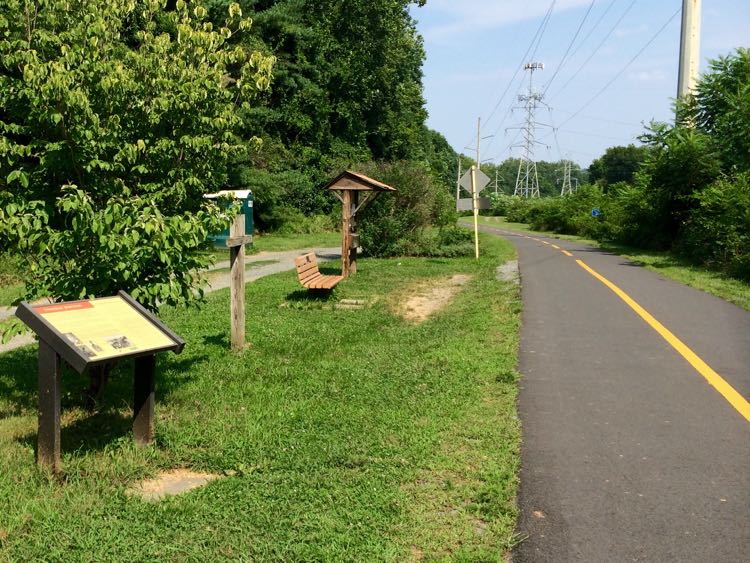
left=17, top=408, right=133, bottom=455
left=200, top=332, right=229, bottom=348
left=284, top=289, right=337, bottom=304
left=4, top=349, right=207, bottom=453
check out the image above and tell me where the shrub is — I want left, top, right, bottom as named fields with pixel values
left=679, top=174, right=750, bottom=280
left=356, top=161, right=456, bottom=257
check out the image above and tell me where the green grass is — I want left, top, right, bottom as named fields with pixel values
left=199, top=231, right=342, bottom=264
left=205, top=260, right=278, bottom=277
left=0, top=234, right=521, bottom=560
left=0, top=253, right=24, bottom=307
left=464, top=216, right=750, bottom=312
left=252, top=231, right=341, bottom=253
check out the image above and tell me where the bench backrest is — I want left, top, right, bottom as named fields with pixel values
left=295, top=253, right=320, bottom=284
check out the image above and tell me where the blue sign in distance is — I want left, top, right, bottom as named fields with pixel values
left=591, top=207, right=601, bottom=218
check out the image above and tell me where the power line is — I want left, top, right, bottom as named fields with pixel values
left=529, top=1, right=556, bottom=61
left=558, top=6, right=681, bottom=129
left=480, top=0, right=558, bottom=132
left=542, top=0, right=597, bottom=96
left=549, top=0, right=638, bottom=102
left=553, top=109, right=642, bottom=127
left=567, top=0, right=618, bottom=61
left=477, top=0, right=557, bottom=156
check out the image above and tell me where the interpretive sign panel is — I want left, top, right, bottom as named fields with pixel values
left=15, top=291, right=184, bottom=472
left=16, top=291, right=183, bottom=374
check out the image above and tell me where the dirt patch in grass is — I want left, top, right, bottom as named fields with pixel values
left=397, top=274, right=472, bottom=323
left=126, top=469, right=222, bottom=501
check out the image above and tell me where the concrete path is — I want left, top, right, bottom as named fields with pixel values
left=478, top=225, right=750, bottom=562
left=0, top=247, right=340, bottom=354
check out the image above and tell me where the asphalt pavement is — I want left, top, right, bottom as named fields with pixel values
left=477, top=225, right=750, bottom=562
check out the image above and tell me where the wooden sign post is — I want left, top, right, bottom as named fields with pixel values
left=326, top=170, right=396, bottom=278
left=225, top=214, right=252, bottom=351
left=15, top=292, right=184, bottom=473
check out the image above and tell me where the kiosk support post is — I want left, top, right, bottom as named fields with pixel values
left=133, top=355, right=156, bottom=446
left=37, top=340, right=62, bottom=472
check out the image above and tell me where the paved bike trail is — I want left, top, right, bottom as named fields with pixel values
left=480, top=225, right=749, bottom=562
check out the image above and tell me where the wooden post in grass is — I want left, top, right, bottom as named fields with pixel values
left=227, top=214, right=252, bottom=351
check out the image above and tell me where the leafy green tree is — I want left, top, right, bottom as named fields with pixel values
left=0, top=0, right=274, bottom=323
left=692, top=47, right=750, bottom=174
left=588, top=144, right=649, bottom=188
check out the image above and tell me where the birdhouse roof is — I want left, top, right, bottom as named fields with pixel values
left=325, top=170, right=396, bottom=192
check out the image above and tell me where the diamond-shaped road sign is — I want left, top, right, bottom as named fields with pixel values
left=459, top=168, right=491, bottom=194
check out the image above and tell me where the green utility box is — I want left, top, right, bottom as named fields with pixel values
left=204, top=189, right=254, bottom=249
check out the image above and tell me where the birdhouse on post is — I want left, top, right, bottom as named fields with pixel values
left=326, top=170, right=396, bottom=278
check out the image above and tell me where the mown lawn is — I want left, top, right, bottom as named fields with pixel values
left=0, top=234, right=521, bottom=561
left=468, top=215, right=750, bottom=312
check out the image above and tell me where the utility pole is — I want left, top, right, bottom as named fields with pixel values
left=512, top=62, right=547, bottom=198
left=455, top=155, right=462, bottom=208
left=677, top=0, right=702, bottom=101
left=472, top=117, right=480, bottom=260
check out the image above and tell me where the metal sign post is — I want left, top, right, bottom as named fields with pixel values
left=459, top=166, right=490, bottom=259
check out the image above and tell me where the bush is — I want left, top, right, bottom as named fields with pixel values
left=275, top=212, right=337, bottom=235
left=356, top=161, right=457, bottom=257
left=679, top=174, right=750, bottom=280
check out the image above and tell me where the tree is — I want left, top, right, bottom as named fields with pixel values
left=588, top=144, right=648, bottom=188
left=692, top=47, right=750, bottom=174
left=0, top=0, right=274, bottom=332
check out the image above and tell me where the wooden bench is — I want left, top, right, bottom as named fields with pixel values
left=294, top=253, right=344, bottom=290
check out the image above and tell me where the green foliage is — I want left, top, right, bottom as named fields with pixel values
left=588, top=144, right=649, bottom=188
left=478, top=158, right=588, bottom=198
left=0, top=1, right=273, bottom=321
left=692, top=47, right=750, bottom=173
left=679, top=174, right=750, bottom=279
left=201, top=0, right=437, bottom=232
left=356, top=161, right=463, bottom=257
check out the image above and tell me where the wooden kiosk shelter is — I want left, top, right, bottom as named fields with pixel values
left=326, top=170, right=396, bottom=277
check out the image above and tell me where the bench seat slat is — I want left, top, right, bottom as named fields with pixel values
left=301, top=273, right=323, bottom=287
left=300, top=270, right=322, bottom=283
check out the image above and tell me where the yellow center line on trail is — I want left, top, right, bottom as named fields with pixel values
left=576, top=259, right=750, bottom=423
left=551, top=244, right=561, bottom=250
left=561, top=250, right=574, bottom=257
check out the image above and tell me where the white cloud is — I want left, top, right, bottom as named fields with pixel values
left=417, top=0, right=594, bottom=43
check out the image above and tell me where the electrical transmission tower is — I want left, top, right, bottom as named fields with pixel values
left=560, top=159, right=573, bottom=196
left=510, top=62, right=550, bottom=198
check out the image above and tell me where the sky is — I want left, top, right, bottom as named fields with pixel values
left=411, top=0, right=750, bottom=168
